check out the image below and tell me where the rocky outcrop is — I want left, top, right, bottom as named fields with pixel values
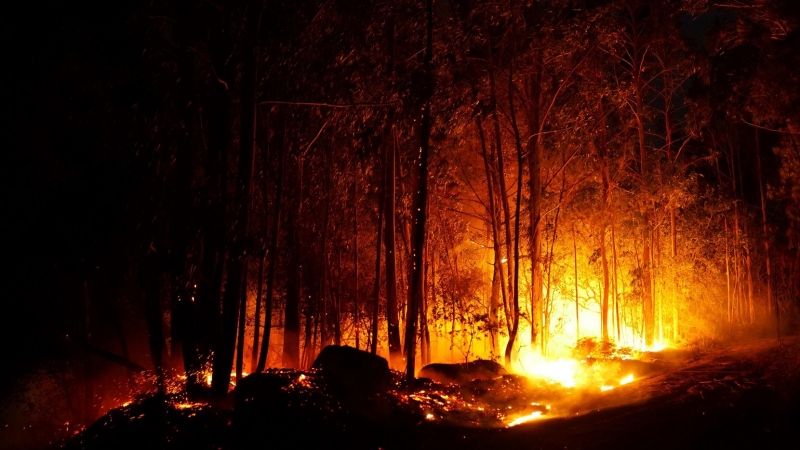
left=418, top=359, right=508, bottom=385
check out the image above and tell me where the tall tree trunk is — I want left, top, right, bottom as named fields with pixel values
left=487, top=44, right=515, bottom=330
left=235, top=267, right=248, bottom=382
left=256, top=109, right=286, bottom=373
left=600, top=228, right=610, bottom=342
left=320, top=162, right=332, bottom=349
left=251, top=253, right=264, bottom=372
left=370, top=147, right=385, bottom=355
left=525, top=50, right=544, bottom=355
left=477, top=115, right=508, bottom=348
left=745, top=243, right=755, bottom=324
left=755, top=130, right=773, bottom=318
left=233, top=2, right=261, bottom=383
left=404, top=0, right=433, bottom=381
left=353, top=177, right=360, bottom=349
left=612, top=220, right=621, bottom=342
left=208, top=1, right=242, bottom=400
left=386, top=126, right=401, bottom=366
left=725, top=217, right=732, bottom=326
left=332, top=243, right=342, bottom=347
left=283, top=203, right=301, bottom=368
left=505, top=57, right=524, bottom=366
left=573, top=225, right=580, bottom=341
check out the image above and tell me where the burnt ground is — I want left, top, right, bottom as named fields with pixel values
left=419, top=336, right=800, bottom=449
left=60, top=336, right=800, bottom=450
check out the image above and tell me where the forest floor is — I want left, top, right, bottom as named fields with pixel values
left=59, top=335, right=800, bottom=450
left=419, top=335, right=800, bottom=449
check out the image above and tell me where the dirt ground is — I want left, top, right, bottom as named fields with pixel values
left=417, top=336, right=800, bottom=449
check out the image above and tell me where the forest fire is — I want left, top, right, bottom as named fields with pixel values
left=4, top=0, right=800, bottom=449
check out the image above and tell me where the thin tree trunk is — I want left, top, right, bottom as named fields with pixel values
left=612, top=220, right=621, bottom=342
left=745, top=243, right=755, bottom=324
left=250, top=253, right=264, bottom=372
left=725, top=217, right=732, bottom=326
left=573, top=225, right=580, bottom=341
left=235, top=268, right=248, bottom=382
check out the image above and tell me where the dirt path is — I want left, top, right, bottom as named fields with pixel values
left=419, top=336, right=800, bottom=449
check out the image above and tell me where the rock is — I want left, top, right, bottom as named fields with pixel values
left=312, top=345, right=393, bottom=397
left=418, top=360, right=508, bottom=385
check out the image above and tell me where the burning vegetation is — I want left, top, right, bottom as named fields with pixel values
left=3, top=0, right=800, bottom=449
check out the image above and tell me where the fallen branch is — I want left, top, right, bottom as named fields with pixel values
left=258, top=100, right=400, bottom=109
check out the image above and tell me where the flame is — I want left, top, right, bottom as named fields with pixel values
left=517, top=352, right=579, bottom=388
left=601, top=374, right=635, bottom=392
left=645, top=341, right=669, bottom=352
left=507, top=411, right=543, bottom=427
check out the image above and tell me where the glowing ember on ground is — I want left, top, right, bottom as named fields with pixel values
left=620, top=374, right=635, bottom=385
left=601, top=385, right=614, bottom=391
left=173, top=402, right=204, bottom=410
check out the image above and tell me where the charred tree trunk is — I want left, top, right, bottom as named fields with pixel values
left=283, top=202, right=301, bottom=368
left=404, top=0, right=433, bottom=382
left=386, top=126, right=401, bottom=366
left=755, top=130, right=774, bottom=319
left=251, top=252, right=264, bottom=372
left=525, top=50, right=544, bottom=355
left=353, top=177, right=360, bottom=349
left=573, top=225, right=580, bottom=340
left=487, top=44, right=514, bottom=332
left=612, top=220, right=621, bottom=342
left=235, top=267, right=248, bottom=382
left=476, top=116, right=502, bottom=358
left=370, top=147, right=385, bottom=355
left=234, top=2, right=262, bottom=382
left=506, top=58, right=524, bottom=366
left=256, top=109, right=286, bottom=373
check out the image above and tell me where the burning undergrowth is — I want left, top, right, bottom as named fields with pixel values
left=62, top=394, right=231, bottom=450
left=395, top=357, right=658, bottom=429
left=63, top=345, right=670, bottom=449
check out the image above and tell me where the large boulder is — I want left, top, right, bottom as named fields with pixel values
left=312, top=345, right=393, bottom=397
left=418, top=359, right=508, bottom=385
